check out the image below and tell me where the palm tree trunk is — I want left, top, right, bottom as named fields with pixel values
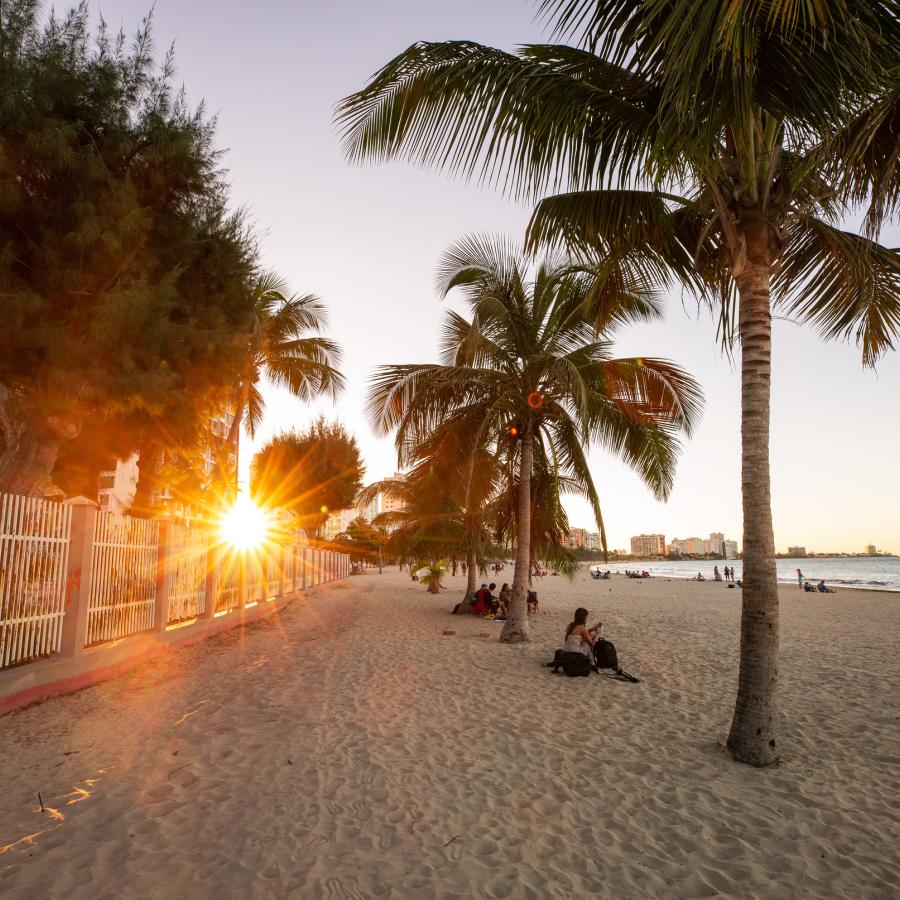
left=727, top=220, right=780, bottom=767
left=454, top=545, right=479, bottom=614
left=501, top=432, right=532, bottom=643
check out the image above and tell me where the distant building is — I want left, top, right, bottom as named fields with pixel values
left=150, top=405, right=238, bottom=517
left=569, top=527, right=587, bottom=549
left=707, top=532, right=725, bottom=556
left=586, top=532, right=603, bottom=552
left=379, top=472, right=407, bottom=517
left=865, top=544, right=877, bottom=556
left=97, top=453, right=140, bottom=513
left=630, top=534, right=666, bottom=557
left=787, top=546, right=806, bottom=557
left=324, top=492, right=380, bottom=541
left=724, top=540, right=739, bottom=559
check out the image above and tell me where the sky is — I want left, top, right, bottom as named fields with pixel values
left=95, top=0, right=899, bottom=554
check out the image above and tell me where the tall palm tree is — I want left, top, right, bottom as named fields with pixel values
left=367, top=234, right=702, bottom=642
left=220, top=272, right=345, bottom=485
left=338, top=1, right=899, bottom=765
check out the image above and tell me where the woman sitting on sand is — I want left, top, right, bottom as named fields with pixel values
left=565, top=607, right=600, bottom=659
left=498, top=583, right=512, bottom=617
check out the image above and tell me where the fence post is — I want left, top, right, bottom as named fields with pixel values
left=59, top=497, right=98, bottom=658
left=154, top=520, right=172, bottom=632
left=203, top=535, right=218, bottom=620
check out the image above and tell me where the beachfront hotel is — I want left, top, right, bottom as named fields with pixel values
left=630, top=533, right=666, bottom=556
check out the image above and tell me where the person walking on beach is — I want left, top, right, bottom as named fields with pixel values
left=797, top=568, right=804, bottom=589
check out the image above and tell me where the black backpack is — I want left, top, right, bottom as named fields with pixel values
left=593, top=638, right=619, bottom=670
left=550, top=649, right=592, bottom=677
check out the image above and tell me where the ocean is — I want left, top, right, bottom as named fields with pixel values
left=591, top=556, right=900, bottom=592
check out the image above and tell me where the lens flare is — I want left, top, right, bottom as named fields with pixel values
left=219, top=496, right=271, bottom=550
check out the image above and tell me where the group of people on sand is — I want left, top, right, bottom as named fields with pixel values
left=797, top=569, right=834, bottom=593
left=463, top=582, right=540, bottom=618
left=471, top=583, right=509, bottom=616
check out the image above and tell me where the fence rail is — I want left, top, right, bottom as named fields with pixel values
left=165, top=523, right=209, bottom=623
left=0, top=495, right=72, bottom=668
left=0, top=491, right=349, bottom=672
left=87, top=513, right=159, bottom=645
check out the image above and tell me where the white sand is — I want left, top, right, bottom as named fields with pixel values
left=0, top=569, right=897, bottom=899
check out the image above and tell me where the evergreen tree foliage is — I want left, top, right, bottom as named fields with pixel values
left=250, top=418, right=365, bottom=537
left=0, top=2, right=252, bottom=498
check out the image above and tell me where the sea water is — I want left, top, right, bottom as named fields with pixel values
left=591, top=556, right=900, bottom=592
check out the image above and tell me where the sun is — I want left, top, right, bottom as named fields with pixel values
left=219, top=496, right=271, bottom=550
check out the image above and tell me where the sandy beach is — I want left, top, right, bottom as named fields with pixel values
left=0, top=569, right=897, bottom=899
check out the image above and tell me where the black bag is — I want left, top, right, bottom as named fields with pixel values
left=593, top=638, right=618, bottom=670
left=550, top=649, right=592, bottom=677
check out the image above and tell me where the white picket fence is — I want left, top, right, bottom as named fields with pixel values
left=0, top=490, right=351, bottom=670
left=87, top=513, right=159, bottom=645
left=164, top=523, right=209, bottom=623
left=0, top=495, right=72, bottom=668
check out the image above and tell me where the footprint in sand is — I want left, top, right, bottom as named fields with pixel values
left=322, top=876, right=365, bottom=900
left=376, top=827, right=396, bottom=851
left=301, top=834, right=328, bottom=854
left=349, top=799, right=372, bottom=822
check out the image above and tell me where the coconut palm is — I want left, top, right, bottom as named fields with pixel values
left=415, top=560, right=450, bottom=594
left=219, top=272, right=345, bottom=485
left=338, top=1, right=899, bottom=764
left=367, top=234, right=702, bottom=643
left=361, top=422, right=503, bottom=600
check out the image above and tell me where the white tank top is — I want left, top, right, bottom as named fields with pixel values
left=565, top=632, right=593, bottom=658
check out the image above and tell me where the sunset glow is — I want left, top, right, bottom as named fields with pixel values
left=219, top=497, right=271, bottom=550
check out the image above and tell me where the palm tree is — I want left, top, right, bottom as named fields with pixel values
left=219, top=272, right=345, bottom=487
left=338, top=1, right=899, bottom=765
left=367, top=234, right=702, bottom=642
left=415, top=560, right=449, bottom=594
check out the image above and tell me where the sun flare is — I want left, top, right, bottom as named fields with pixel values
left=219, top=497, right=271, bottom=550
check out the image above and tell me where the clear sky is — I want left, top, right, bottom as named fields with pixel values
left=97, top=0, right=899, bottom=554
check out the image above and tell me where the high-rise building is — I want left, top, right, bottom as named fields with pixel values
left=865, top=544, right=877, bottom=556
left=97, top=453, right=140, bottom=513
left=379, top=472, right=407, bottom=516
left=586, top=532, right=603, bottom=552
left=630, top=534, right=666, bottom=557
left=724, top=540, right=739, bottom=559
left=324, top=492, right=381, bottom=541
left=569, top=527, right=587, bottom=549
left=707, top=532, right=725, bottom=556
left=787, top=546, right=806, bottom=557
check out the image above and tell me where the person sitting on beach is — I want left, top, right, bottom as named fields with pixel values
left=565, top=607, right=601, bottom=660
left=473, top=584, right=491, bottom=615
left=803, top=580, right=816, bottom=593
left=714, top=566, right=722, bottom=581
left=498, top=583, right=512, bottom=616
left=696, top=572, right=705, bottom=581
left=816, top=580, right=835, bottom=593
left=527, top=589, right=539, bottom=615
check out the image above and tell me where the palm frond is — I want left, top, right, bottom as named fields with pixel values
left=776, top=217, right=900, bottom=366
